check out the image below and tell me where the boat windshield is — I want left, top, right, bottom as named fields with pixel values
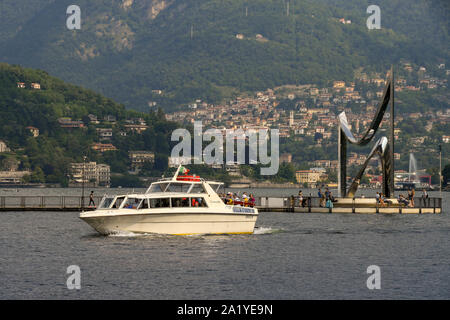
left=147, top=182, right=205, bottom=194
left=111, top=196, right=125, bottom=209
left=99, top=196, right=115, bottom=209
left=147, top=183, right=167, bottom=193
left=165, top=183, right=192, bottom=193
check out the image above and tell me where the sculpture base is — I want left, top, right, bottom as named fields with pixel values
left=334, top=197, right=402, bottom=208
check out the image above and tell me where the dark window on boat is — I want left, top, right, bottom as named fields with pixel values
left=190, top=197, right=208, bottom=207
left=139, top=199, right=149, bottom=209
left=112, top=196, right=125, bottom=209
left=171, top=197, right=190, bottom=207
left=123, top=197, right=141, bottom=209
left=150, top=198, right=170, bottom=208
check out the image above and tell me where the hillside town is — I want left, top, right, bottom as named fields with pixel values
left=165, top=62, right=449, bottom=188
left=1, top=62, right=449, bottom=188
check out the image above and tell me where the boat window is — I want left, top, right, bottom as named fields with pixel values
left=122, top=197, right=141, bottom=209
left=215, top=184, right=224, bottom=194
left=150, top=198, right=170, bottom=208
left=112, top=196, right=125, bottom=209
left=190, top=197, right=208, bottom=208
left=171, top=197, right=190, bottom=207
left=138, top=199, right=149, bottom=209
left=165, top=183, right=192, bottom=193
left=190, top=184, right=206, bottom=194
left=99, top=196, right=115, bottom=209
left=147, top=183, right=167, bottom=193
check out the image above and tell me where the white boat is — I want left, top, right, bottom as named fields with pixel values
left=79, top=166, right=259, bottom=235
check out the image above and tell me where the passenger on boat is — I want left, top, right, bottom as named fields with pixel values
left=249, top=194, right=255, bottom=207
left=225, top=192, right=233, bottom=204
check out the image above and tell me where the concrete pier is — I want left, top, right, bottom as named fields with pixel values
left=0, top=195, right=442, bottom=214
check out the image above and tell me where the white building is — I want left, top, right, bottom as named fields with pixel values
left=69, top=162, right=110, bottom=187
left=0, top=141, right=10, bottom=153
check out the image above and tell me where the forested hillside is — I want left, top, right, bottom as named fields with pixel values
left=0, top=63, right=177, bottom=185
left=0, top=0, right=448, bottom=111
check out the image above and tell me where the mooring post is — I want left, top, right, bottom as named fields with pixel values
left=376, top=198, right=379, bottom=213
left=419, top=197, right=422, bottom=214
left=352, top=197, right=355, bottom=213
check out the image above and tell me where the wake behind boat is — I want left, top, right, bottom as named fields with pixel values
left=79, top=166, right=259, bottom=235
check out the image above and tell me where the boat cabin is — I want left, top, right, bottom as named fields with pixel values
left=97, top=177, right=224, bottom=211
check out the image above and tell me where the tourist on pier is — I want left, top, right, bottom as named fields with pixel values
left=398, top=194, right=409, bottom=207
left=298, top=190, right=307, bottom=207
left=325, top=188, right=330, bottom=200
left=319, top=193, right=326, bottom=207
left=328, top=192, right=336, bottom=203
left=409, top=188, right=415, bottom=207
left=89, top=191, right=95, bottom=207
left=379, top=193, right=386, bottom=207
left=298, top=191, right=303, bottom=207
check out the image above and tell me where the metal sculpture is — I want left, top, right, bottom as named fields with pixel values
left=338, top=67, right=395, bottom=198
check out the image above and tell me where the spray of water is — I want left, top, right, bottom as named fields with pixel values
left=409, top=153, right=418, bottom=181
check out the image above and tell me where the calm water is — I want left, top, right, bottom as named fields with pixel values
left=0, top=188, right=449, bottom=299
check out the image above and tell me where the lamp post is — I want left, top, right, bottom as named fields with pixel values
left=439, top=145, right=442, bottom=198
left=82, top=155, right=87, bottom=210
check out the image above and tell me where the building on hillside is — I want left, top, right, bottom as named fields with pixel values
left=295, top=169, right=328, bottom=186
left=58, top=118, right=85, bottom=128
left=0, top=141, right=10, bottom=153
left=280, top=153, right=292, bottom=164
left=0, top=170, right=30, bottom=184
left=96, top=128, right=113, bottom=140
left=333, top=81, right=346, bottom=89
left=124, top=124, right=149, bottom=134
left=26, top=126, right=39, bottom=137
left=91, top=143, right=117, bottom=153
left=129, top=151, right=155, bottom=171
left=69, top=162, right=110, bottom=187
left=30, top=83, right=41, bottom=90
left=88, top=114, right=100, bottom=124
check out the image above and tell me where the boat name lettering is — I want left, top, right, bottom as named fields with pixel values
left=233, top=207, right=254, bottom=213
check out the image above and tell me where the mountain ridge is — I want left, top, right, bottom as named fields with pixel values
left=0, top=0, right=448, bottom=111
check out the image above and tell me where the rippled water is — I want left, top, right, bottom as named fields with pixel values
left=0, top=190, right=449, bottom=299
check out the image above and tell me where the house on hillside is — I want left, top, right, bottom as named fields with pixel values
left=0, top=141, right=11, bottom=153
left=26, top=126, right=39, bottom=137
left=31, top=83, right=41, bottom=90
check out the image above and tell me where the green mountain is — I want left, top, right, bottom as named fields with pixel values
left=0, top=63, right=177, bottom=185
left=0, top=0, right=448, bottom=111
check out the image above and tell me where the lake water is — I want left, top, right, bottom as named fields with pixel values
left=0, top=188, right=449, bottom=299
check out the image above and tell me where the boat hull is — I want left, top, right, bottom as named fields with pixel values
left=80, top=211, right=258, bottom=235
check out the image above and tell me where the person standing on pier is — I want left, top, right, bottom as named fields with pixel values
left=89, top=191, right=95, bottom=207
